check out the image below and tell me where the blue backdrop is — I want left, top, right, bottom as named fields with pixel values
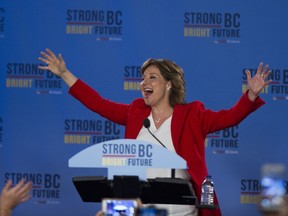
left=1, top=1, right=288, bottom=215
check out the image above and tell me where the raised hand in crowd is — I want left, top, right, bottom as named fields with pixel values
left=0, top=179, right=32, bottom=216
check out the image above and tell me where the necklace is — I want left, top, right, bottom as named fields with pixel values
left=155, top=117, right=161, bottom=123
left=153, top=109, right=173, bottom=124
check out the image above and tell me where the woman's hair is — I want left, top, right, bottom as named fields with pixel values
left=141, top=58, right=186, bottom=106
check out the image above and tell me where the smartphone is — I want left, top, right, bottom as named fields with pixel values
left=260, top=163, right=286, bottom=211
left=102, top=198, right=139, bottom=216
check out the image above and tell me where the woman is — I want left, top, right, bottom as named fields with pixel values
left=38, top=48, right=272, bottom=216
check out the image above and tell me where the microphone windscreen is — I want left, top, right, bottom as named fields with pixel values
left=143, top=118, right=150, bottom=128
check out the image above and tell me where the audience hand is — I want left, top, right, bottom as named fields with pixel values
left=0, top=179, right=32, bottom=216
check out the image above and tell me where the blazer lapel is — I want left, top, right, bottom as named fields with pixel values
left=126, top=104, right=151, bottom=139
left=171, top=104, right=188, bottom=153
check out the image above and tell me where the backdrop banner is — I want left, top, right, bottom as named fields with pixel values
left=1, top=1, right=287, bottom=216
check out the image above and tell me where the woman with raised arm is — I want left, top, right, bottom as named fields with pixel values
left=39, top=48, right=272, bottom=216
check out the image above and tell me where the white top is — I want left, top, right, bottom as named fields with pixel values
left=136, top=113, right=197, bottom=216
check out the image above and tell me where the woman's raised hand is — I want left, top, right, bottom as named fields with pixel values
left=38, top=48, right=67, bottom=77
left=245, top=62, right=272, bottom=101
left=38, top=48, right=78, bottom=87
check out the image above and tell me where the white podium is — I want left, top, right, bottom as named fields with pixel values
left=69, top=139, right=197, bottom=205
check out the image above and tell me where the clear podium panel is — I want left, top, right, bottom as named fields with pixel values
left=143, top=177, right=197, bottom=205
left=72, top=175, right=197, bottom=205
left=72, top=176, right=113, bottom=202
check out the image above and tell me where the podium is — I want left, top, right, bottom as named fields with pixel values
left=69, top=139, right=197, bottom=205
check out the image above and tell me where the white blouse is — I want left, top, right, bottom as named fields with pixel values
left=136, top=112, right=197, bottom=216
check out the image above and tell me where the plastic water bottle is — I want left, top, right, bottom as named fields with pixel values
left=200, top=175, right=214, bottom=205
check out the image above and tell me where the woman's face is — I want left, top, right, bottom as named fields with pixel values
left=140, top=65, right=171, bottom=107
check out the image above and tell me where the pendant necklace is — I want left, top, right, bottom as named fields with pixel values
left=153, top=109, right=173, bottom=124
left=155, top=117, right=161, bottom=123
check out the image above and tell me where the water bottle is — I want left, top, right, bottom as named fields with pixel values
left=200, top=175, right=214, bottom=205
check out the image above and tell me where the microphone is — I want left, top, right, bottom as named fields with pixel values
left=143, top=118, right=176, bottom=178
left=143, top=118, right=166, bottom=148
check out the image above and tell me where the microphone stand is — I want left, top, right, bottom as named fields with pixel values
left=143, top=118, right=176, bottom=178
left=171, top=169, right=175, bottom=178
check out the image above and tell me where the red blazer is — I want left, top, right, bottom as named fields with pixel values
left=70, top=79, right=265, bottom=216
